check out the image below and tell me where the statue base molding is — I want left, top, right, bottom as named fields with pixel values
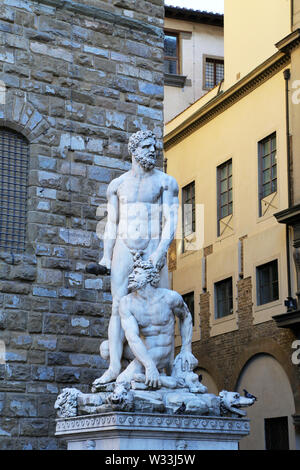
left=55, top=412, right=250, bottom=450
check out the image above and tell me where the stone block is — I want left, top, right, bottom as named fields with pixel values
left=58, top=336, right=79, bottom=353
left=84, top=278, right=103, bottom=290
left=0, top=282, right=31, bottom=295
left=27, top=350, right=45, bottom=365
left=5, top=364, right=31, bottom=381
left=43, top=314, right=69, bottom=335
left=30, top=42, right=72, bottom=62
left=20, top=418, right=49, bottom=437
left=70, top=316, right=90, bottom=336
left=6, top=351, right=27, bottom=363
left=37, top=395, right=56, bottom=418
left=32, top=287, right=57, bottom=298
left=105, top=110, right=126, bottom=130
left=126, top=39, right=151, bottom=58
left=87, top=166, right=111, bottom=183
left=5, top=310, right=27, bottom=331
left=37, top=269, right=63, bottom=286
left=10, top=334, right=32, bottom=349
left=36, top=170, right=63, bottom=189
left=7, top=395, right=37, bottom=417
left=78, top=338, right=100, bottom=354
left=0, top=48, right=14, bottom=64
left=32, top=366, right=55, bottom=382
left=49, top=299, right=74, bottom=314
left=47, top=352, right=69, bottom=366
left=83, top=45, right=109, bottom=58
left=55, top=367, right=80, bottom=384
left=69, top=353, right=106, bottom=369
left=59, top=228, right=92, bottom=247
left=32, top=336, right=57, bottom=352
left=9, top=264, right=37, bottom=282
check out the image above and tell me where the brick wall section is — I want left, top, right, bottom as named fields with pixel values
left=0, top=0, right=164, bottom=450
left=237, top=277, right=253, bottom=330
left=199, top=292, right=211, bottom=340
left=193, top=277, right=300, bottom=408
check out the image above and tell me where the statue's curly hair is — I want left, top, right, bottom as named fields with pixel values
left=131, top=252, right=160, bottom=287
left=128, top=130, right=156, bottom=155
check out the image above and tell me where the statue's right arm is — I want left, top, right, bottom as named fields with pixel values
left=99, top=179, right=119, bottom=269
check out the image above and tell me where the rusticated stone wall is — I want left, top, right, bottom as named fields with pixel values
left=0, top=0, right=164, bottom=449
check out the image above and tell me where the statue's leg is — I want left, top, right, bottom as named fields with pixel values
left=116, top=359, right=143, bottom=385
left=94, top=239, right=133, bottom=385
left=100, top=339, right=134, bottom=362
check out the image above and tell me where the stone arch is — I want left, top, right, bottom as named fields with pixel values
left=235, top=353, right=297, bottom=450
left=0, top=90, right=50, bottom=142
left=0, top=90, right=52, bottom=254
left=230, top=337, right=300, bottom=411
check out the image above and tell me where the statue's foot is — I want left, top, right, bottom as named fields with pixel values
left=92, top=368, right=120, bottom=388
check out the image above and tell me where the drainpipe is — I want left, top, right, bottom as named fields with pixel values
left=283, top=68, right=292, bottom=300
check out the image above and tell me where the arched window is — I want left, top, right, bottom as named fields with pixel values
left=0, top=128, right=29, bottom=252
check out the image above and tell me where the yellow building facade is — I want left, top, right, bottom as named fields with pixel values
left=165, top=0, right=300, bottom=450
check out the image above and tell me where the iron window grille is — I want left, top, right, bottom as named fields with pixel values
left=217, top=159, right=232, bottom=235
left=0, top=128, right=29, bottom=253
left=257, top=259, right=279, bottom=306
left=182, top=292, right=195, bottom=326
left=182, top=181, right=195, bottom=252
left=258, top=133, right=277, bottom=213
left=164, top=32, right=179, bottom=75
left=205, top=57, right=224, bottom=89
left=215, top=277, right=233, bottom=319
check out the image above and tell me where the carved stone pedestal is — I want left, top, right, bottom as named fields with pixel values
left=55, top=412, right=250, bottom=450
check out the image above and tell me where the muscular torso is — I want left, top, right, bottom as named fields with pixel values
left=127, top=289, right=175, bottom=368
left=116, top=170, right=170, bottom=252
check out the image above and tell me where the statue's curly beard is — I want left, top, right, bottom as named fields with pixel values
left=134, top=152, right=156, bottom=170
left=128, top=276, right=148, bottom=292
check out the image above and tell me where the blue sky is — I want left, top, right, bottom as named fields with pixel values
left=165, top=0, right=224, bottom=14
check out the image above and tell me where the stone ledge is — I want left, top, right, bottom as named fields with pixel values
left=164, top=74, right=187, bottom=88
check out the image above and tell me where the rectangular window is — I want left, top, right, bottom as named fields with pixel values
left=182, top=182, right=195, bottom=252
left=215, top=277, right=233, bottom=319
left=217, top=159, right=232, bottom=235
left=164, top=32, right=179, bottom=75
left=258, top=133, right=277, bottom=208
left=257, top=260, right=279, bottom=306
left=205, top=57, right=224, bottom=89
left=182, top=292, right=195, bottom=326
left=265, top=417, right=289, bottom=450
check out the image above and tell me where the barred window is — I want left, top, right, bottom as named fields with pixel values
left=205, top=57, right=224, bottom=89
left=0, top=128, right=29, bottom=252
left=258, top=133, right=277, bottom=213
left=217, top=159, right=233, bottom=235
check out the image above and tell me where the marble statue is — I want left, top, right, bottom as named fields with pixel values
left=91, top=130, right=179, bottom=386
left=55, top=130, right=256, bottom=420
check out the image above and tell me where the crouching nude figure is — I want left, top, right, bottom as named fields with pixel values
left=112, top=253, right=201, bottom=391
